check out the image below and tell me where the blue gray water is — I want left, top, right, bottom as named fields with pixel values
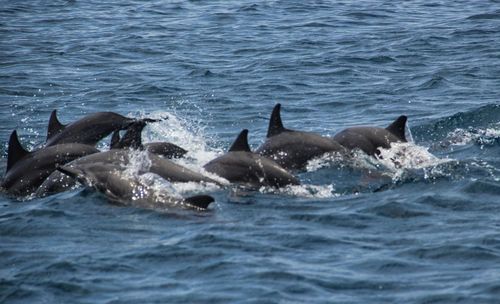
left=1, top=1, right=500, bottom=303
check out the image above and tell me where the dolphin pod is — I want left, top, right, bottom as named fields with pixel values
left=1, top=105, right=408, bottom=211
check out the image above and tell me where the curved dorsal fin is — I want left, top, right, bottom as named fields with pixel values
left=46, top=110, right=66, bottom=141
left=386, top=115, right=407, bottom=141
left=228, top=129, right=251, bottom=152
left=6, top=130, right=30, bottom=172
left=110, top=130, right=121, bottom=149
left=267, top=103, right=287, bottom=138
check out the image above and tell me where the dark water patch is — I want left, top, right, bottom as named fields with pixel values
left=462, top=180, right=500, bottom=196
left=415, top=293, right=480, bottom=304
left=45, top=260, right=79, bottom=273
left=362, top=201, right=431, bottom=219
left=256, top=84, right=293, bottom=92
left=418, top=75, right=450, bottom=90
left=23, top=207, right=71, bottom=219
left=0, top=281, right=40, bottom=304
left=368, top=55, right=396, bottom=64
left=344, top=11, right=390, bottom=19
left=43, top=280, right=90, bottom=296
left=237, top=4, right=260, bottom=12
left=416, top=194, right=478, bottom=212
left=275, top=232, right=348, bottom=250
left=452, top=28, right=498, bottom=37
left=188, top=69, right=216, bottom=77
left=400, top=244, right=500, bottom=262
left=466, top=11, right=500, bottom=20
left=123, top=247, right=197, bottom=263
left=352, top=258, right=425, bottom=275
left=289, top=213, right=372, bottom=230
left=338, top=55, right=396, bottom=65
left=298, top=21, right=336, bottom=28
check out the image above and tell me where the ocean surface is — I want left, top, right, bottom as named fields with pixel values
left=1, top=1, right=500, bottom=303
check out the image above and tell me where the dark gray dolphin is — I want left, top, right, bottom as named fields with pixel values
left=45, top=110, right=147, bottom=147
left=36, top=149, right=220, bottom=197
left=255, top=103, right=346, bottom=170
left=333, top=116, right=407, bottom=156
left=1, top=130, right=99, bottom=197
left=110, top=120, right=187, bottom=159
left=57, top=164, right=214, bottom=210
left=204, top=129, right=300, bottom=188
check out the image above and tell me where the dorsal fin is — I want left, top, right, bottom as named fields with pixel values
left=184, top=195, right=214, bottom=209
left=6, top=130, right=30, bottom=172
left=119, top=121, right=145, bottom=149
left=110, top=130, right=120, bottom=149
left=228, top=129, right=251, bottom=152
left=267, top=103, right=287, bottom=138
left=386, top=115, right=407, bottom=141
left=46, top=110, right=66, bottom=141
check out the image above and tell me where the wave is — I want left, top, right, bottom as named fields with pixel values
left=431, top=125, right=500, bottom=150
left=412, top=104, right=500, bottom=143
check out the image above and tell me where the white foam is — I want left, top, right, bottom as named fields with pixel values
left=282, top=184, right=338, bottom=199
left=377, top=142, right=450, bottom=170
left=376, top=142, right=453, bottom=181
left=444, top=124, right=500, bottom=147
left=256, top=184, right=338, bottom=199
left=123, top=149, right=153, bottom=177
left=138, top=110, right=223, bottom=170
left=110, top=110, right=225, bottom=200
left=305, top=141, right=454, bottom=184
left=305, top=151, right=348, bottom=172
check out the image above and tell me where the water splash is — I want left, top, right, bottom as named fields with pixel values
left=123, top=149, right=153, bottom=177
left=138, top=110, right=223, bottom=170
left=377, top=142, right=452, bottom=176
left=440, top=124, right=500, bottom=148
left=305, top=151, right=349, bottom=172
left=305, top=142, right=455, bottom=189
left=271, top=184, right=338, bottom=199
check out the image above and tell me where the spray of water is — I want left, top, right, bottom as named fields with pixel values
left=442, top=124, right=500, bottom=147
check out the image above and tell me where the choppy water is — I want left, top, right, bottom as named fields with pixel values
left=1, top=1, right=500, bottom=303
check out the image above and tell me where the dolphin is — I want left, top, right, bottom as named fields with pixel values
left=333, top=116, right=407, bottom=156
left=110, top=120, right=187, bottom=159
left=255, top=103, right=346, bottom=170
left=36, top=149, right=220, bottom=197
left=204, top=129, right=300, bottom=188
left=57, top=164, right=214, bottom=210
left=45, top=110, right=151, bottom=147
left=1, top=130, right=99, bottom=197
